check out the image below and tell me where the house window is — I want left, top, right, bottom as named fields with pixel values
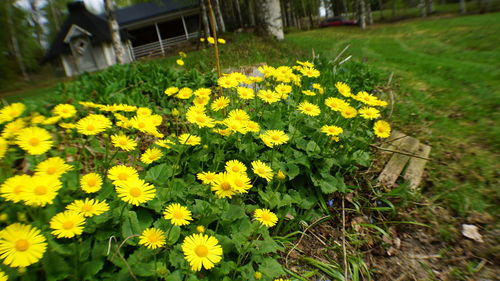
left=158, top=19, right=184, bottom=39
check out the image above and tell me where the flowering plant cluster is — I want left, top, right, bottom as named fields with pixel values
left=0, top=57, right=389, bottom=280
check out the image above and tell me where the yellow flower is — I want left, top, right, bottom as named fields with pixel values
left=297, top=101, right=321, bottom=116
left=196, top=225, right=205, bottom=233
left=179, top=51, right=187, bottom=58
left=217, top=38, right=226, bottom=44
left=156, top=139, right=175, bottom=149
left=245, top=121, right=261, bottom=133
left=341, top=106, right=357, bottom=118
left=75, top=114, right=112, bottom=135
left=296, top=60, right=314, bottom=68
left=176, top=87, right=194, bottom=99
left=259, top=130, right=289, bottom=148
left=0, top=138, right=7, bottom=160
left=194, top=88, right=212, bottom=98
left=0, top=223, right=47, bottom=267
left=251, top=160, right=273, bottom=182
left=207, top=37, right=215, bottom=44
left=111, top=134, right=137, bottom=151
left=181, top=233, right=223, bottom=271
left=335, top=81, right=351, bottom=97
left=66, top=198, right=109, bottom=217
left=186, top=107, right=215, bottom=128
left=299, top=67, right=320, bottom=78
left=374, top=120, right=391, bottom=138
left=197, top=171, right=218, bottom=185
left=229, top=172, right=252, bottom=193
left=257, top=89, right=281, bottom=104
left=163, top=203, right=193, bottom=226
left=2, top=118, right=25, bottom=139
left=0, top=175, right=30, bottom=204
left=108, top=165, right=139, bottom=185
left=80, top=173, right=103, bottom=193
left=15, top=126, right=53, bottom=155
left=115, top=177, right=156, bottom=206
left=224, top=119, right=247, bottom=134
left=140, top=147, right=164, bottom=164
left=178, top=134, right=201, bottom=146
left=136, top=107, right=152, bottom=117
left=320, top=125, right=344, bottom=137
left=0, top=270, right=6, bottom=280
left=34, top=156, right=72, bottom=178
left=359, top=107, right=381, bottom=119
left=21, top=175, right=62, bottom=207
left=164, top=86, right=179, bottom=96
left=237, top=87, right=255, bottom=99
left=325, top=97, right=349, bottom=112
left=176, top=59, right=185, bottom=66
left=171, top=108, right=180, bottom=116
left=225, top=160, right=247, bottom=174
left=52, top=104, right=77, bottom=118
left=301, top=90, right=316, bottom=96
left=130, top=115, right=160, bottom=135
left=49, top=211, right=86, bottom=238
left=41, top=115, right=61, bottom=125
left=312, top=83, right=324, bottom=94
left=276, top=170, right=286, bottom=180
left=217, top=76, right=238, bottom=88
left=0, top=103, right=25, bottom=124
left=274, top=279, right=291, bottom=281
left=210, top=172, right=238, bottom=198
left=254, top=271, right=263, bottom=279
left=59, top=122, right=76, bottom=129
left=139, top=228, right=166, bottom=249
left=254, top=209, right=278, bottom=227
left=275, top=84, right=292, bottom=98
left=210, top=96, right=230, bottom=112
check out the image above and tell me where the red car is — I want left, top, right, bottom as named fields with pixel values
left=319, top=17, right=358, bottom=27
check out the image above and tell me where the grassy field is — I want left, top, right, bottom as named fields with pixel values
left=286, top=13, right=500, bottom=216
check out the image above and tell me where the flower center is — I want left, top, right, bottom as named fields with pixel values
left=81, top=204, right=93, bottom=212
left=9, top=110, right=19, bottom=117
left=129, top=187, right=142, bottom=197
left=14, top=185, right=23, bottom=194
left=63, top=221, right=74, bottom=229
left=148, top=234, right=159, bottom=243
left=29, top=138, right=40, bottom=146
left=195, top=245, right=208, bottom=257
left=119, top=140, right=127, bottom=146
left=87, top=178, right=97, bottom=186
left=220, top=182, right=231, bottom=191
left=86, top=124, right=95, bottom=131
left=138, top=122, right=146, bottom=128
left=118, top=173, right=128, bottom=181
left=271, top=135, right=280, bottom=141
left=257, top=168, right=266, bottom=174
left=47, top=167, right=57, bottom=175
left=231, top=166, right=240, bottom=173
left=15, top=239, right=30, bottom=251
left=34, top=185, right=47, bottom=195
left=260, top=213, right=271, bottom=222
left=172, top=211, right=184, bottom=219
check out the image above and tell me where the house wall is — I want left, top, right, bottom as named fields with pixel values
left=92, top=44, right=110, bottom=69
left=102, top=42, right=134, bottom=65
left=61, top=55, right=77, bottom=77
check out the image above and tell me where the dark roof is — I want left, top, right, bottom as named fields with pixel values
left=44, top=1, right=129, bottom=61
left=115, top=0, right=199, bottom=26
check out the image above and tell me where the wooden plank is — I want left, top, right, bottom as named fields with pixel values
left=403, top=143, right=431, bottom=190
left=378, top=136, right=420, bottom=187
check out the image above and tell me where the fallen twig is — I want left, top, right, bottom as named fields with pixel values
left=370, top=144, right=432, bottom=161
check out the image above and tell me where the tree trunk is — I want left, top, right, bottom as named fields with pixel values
left=6, top=2, right=29, bottom=81
left=104, top=0, right=125, bottom=64
left=342, top=0, right=349, bottom=14
left=29, top=0, right=44, bottom=48
left=200, top=0, right=211, bottom=36
left=234, top=0, right=243, bottom=28
left=459, top=0, right=466, bottom=14
left=330, top=0, right=337, bottom=16
left=420, top=0, right=427, bottom=17
left=48, top=0, right=60, bottom=31
left=358, top=0, right=366, bottom=29
left=426, top=0, right=434, bottom=14
left=255, top=0, right=284, bottom=40
left=378, top=0, right=384, bottom=20
left=367, top=1, right=373, bottom=24
left=248, top=0, right=256, bottom=26
left=280, top=0, right=287, bottom=27
left=213, top=0, right=226, bottom=32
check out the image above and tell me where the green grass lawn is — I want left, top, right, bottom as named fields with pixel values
left=286, top=13, right=500, bottom=216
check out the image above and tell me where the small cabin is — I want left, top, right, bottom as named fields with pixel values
left=45, top=0, right=200, bottom=77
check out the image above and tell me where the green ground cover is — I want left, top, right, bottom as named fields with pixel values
left=285, top=13, right=500, bottom=216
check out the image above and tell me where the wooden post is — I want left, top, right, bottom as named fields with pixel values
left=154, top=22, right=165, bottom=55
left=181, top=16, right=189, bottom=39
left=207, top=0, right=221, bottom=78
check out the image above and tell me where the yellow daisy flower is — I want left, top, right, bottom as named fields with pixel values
left=325, top=97, right=349, bottom=112
left=217, top=38, right=226, bottom=44
left=276, top=170, right=286, bottom=180
left=52, top=104, right=77, bottom=118
left=140, top=147, right=164, bottom=164
left=164, top=86, right=179, bottom=96
left=136, top=107, right=152, bottom=117
left=111, top=134, right=137, bottom=151
left=259, top=130, right=289, bottom=148
left=15, top=126, right=53, bottom=155
left=186, top=107, right=215, bottom=128
left=228, top=172, right=252, bottom=193
left=1, top=118, right=25, bottom=139
left=335, top=81, right=351, bottom=97
left=181, top=233, right=223, bottom=271
left=297, top=101, right=321, bottom=116
left=0, top=138, right=7, bottom=160
left=196, top=171, right=218, bottom=185
left=139, top=228, right=166, bottom=249
left=115, top=178, right=156, bottom=206
left=176, top=87, right=193, bottom=99
left=0, top=270, right=6, bottom=281
left=21, top=175, right=62, bottom=207
left=107, top=165, right=139, bottom=185
left=49, top=211, right=86, bottom=238
left=0, top=223, right=47, bottom=267
left=359, top=107, right=381, bottom=120
left=217, top=76, right=238, bottom=88
left=225, top=160, right=247, bottom=174
left=176, top=59, right=184, bottom=66
left=301, top=90, right=316, bottom=96
left=320, top=125, right=344, bottom=137
left=80, top=173, right=103, bottom=193
left=155, top=139, right=175, bottom=149
left=245, top=121, right=261, bottom=133
left=251, top=160, right=273, bottom=182
left=254, top=209, right=278, bottom=227
left=299, top=67, right=320, bottom=78
left=178, top=134, right=201, bottom=146
left=340, top=106, right=357, bottom=118
left=0, top=103, right=25, bottom=124
left=0, top=175, right=31, bottom=203
left=257, top=90, right=280, bottom=104
left=210, top=96, right=230, bottom=111
left=163, top=203, right=193, bottom=226
left=34, top=156, right=72, bottom=178
left=236, top=87, right=255, bottom=99
left=210, top=172, right=238, bottom=198
left=193, top=88, right=212, bottom=98
left=257, top=65, right=275, bottom=77
left=66, top=198, right=109, bottom=217
left=374, top=120, right=391, bottom=138
left=75, top=114, right=112, bottom=135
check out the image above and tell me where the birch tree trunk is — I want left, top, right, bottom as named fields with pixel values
left=367, top=1, right=373, bottom=25
left=104, top=0, right=125, bottom=64
left=358, top=0, right=366, bottom=29
left=420, top=0, right=427, bottom=17
left=213, top=0, right=226, bottom=32
left=200, top=0, right=211, bottom=36
left=248, top=0, right=256, bottom=26
left=459, top=0, right=466, bottom=14
left=255, top=0, right=284, bottom=40
left=426, top=0, right=434, bottom=14
left=6, top=2, right=30, bottom=81
left=234, top=0, right=243, bottom=27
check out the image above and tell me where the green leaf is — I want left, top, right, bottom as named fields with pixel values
left=82, top=259, right=105, bottom=279
left=284, top=163, right=299, bottom=180
left=221, top=204, right=246, bottom=221
left=145, top=163, right=173, bottom=184
left=259, top=258, right=285, bottom=279
left=306, top=140, right=321, bottom=156
left=121, top=210, right=141, bottom=243
left=167, top=225, right=181, bottom=244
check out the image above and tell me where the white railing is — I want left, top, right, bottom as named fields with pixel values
left=133, top=32, right=199, bottom=59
